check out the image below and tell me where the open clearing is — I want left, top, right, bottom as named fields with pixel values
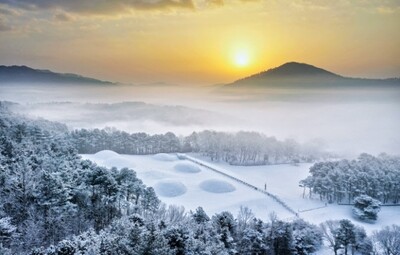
left=82, top=151, right=400, bottom=233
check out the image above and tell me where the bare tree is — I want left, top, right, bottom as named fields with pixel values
left=372, top=225, right=400, bottom=255
left=320, top=220, right=341, bottom=255
left=237, top=206, right=255, bottom=232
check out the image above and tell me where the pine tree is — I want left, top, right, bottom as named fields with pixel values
left=192, top=207, right=210, bottom=224
left=336, top=220, right=356, bottom=255
left=292, top=219, right=322, bottom=255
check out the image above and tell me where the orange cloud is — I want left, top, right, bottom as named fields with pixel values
left=0, top=0, right=196, bottom=14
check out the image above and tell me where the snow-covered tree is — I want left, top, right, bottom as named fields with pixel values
left=301, top=154, right=400, bottom=204
left=291, top=219, right=322, bottom=255
left=336, top=219, right=356, bottom=255
left=353, top=195, right=381, bottom=221
left=269, top=220, right=295, bottom=255
left=141, top=187, right=160, bottom=213
left=191, top=207, right=210, bottom=224
left=373, top=225, right=400, bottom=255
left=0, top=217, right=16, bottom=248
left=353, top=226, right=373, bottom=255
left=320, top=220, right=341, bottom=255
left=212, top=211, right=237, bottom=253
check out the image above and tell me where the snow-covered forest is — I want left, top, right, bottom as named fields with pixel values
left=1, top=102, right=400, bottom=254
left=301, top=155, right=400, bottom=204
left=0, top=104, right=160, bottom=253
left=71, top=128, right=330, bottom=165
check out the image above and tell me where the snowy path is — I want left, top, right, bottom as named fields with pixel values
left=178, top=154, right=299, bottom=217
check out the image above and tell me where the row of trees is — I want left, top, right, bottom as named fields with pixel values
left=187, top=130, right=329, bottom=165
left=26, top=207, right=400, bottom=255
left=300, top=153, right=400, bottom=204
left=320, top=220, right=400, bottom=255
left=29, top=208, right=326, bottom=255
left=71, top=128, right=330, bottom=165
left=70, top=128, right=181, bottom=155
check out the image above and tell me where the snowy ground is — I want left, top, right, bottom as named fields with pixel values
left=187, top=154, right=400, bottom=234
left=81, top=151, right=400, bottom=233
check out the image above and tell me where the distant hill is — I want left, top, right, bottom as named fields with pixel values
left=0, top=65, right=114, bottom=85
left=8, top=101, right=239, bottom=129
left=226, top=62, right=400, bottom=89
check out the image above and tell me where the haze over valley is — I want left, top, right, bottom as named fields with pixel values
left=1, top=63, right=399, bottom=156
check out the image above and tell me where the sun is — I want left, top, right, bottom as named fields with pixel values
left=234, top=51, right=250, bottom=67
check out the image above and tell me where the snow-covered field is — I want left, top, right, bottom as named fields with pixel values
left=81, top=151, right=400, bottom=233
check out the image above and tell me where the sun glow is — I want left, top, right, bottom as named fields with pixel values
left=234, top=51, right=250, bottom=67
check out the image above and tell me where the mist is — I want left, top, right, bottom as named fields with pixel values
left=1, top=82, right=399, bottom=157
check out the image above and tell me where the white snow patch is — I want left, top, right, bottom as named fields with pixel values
left=141, top=170, right=171, bottom=180
left=103, top=156, right=135, bottom=169
left=153, top=153, right=177, bottom=161
left=174, top=162, right=201, bottom=173
left=200, top=179, right=236, bottom=193
left=155, top=180, right=187, bottom=197
left=93, top=150, right=120, bottom=160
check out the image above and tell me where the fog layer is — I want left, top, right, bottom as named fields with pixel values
left=1, top=83, right=399, bottom=156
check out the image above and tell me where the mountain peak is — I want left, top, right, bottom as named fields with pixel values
left=262, top=62, right=339, bottom=78
left=226, top=61, right=400, bottom=89
left=230, top=62, right=342, bottom=88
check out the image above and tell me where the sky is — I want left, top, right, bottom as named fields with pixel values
left=0, top=0, right=399, bottom=85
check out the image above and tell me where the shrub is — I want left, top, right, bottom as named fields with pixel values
left=352, top=195, right=381, bottom=221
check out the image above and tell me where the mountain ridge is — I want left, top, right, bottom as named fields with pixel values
left=0, top=65, right=115, bottom=85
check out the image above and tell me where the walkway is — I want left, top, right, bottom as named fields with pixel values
left=177, top=153, right=299, bottom=217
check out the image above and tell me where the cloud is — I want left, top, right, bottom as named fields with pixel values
left=0, top=6, right=17, bottom=15
left=0, top=16, right=12, bottom=31
left=289, top=0, right=331, bottom=11
left=0, top=0, right=196, bottom=15
left=0, top=0, right=264, bottom=17
left=376, top=6, right=400, bottom=15
left=0, top=4, right=21, bottom=19
left=54, top=12, right=74, bottom=22
left=206, top=0, right=224, bottom=7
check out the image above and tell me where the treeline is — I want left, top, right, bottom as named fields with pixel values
left=31, top=207, right=372, bottom=255
left=70, top=128, right=181, bottom=154
left=300, top=153, right=400, bottom=204
left=71, top=128, right=330, bottom=165
left=28, top=206, right=400, bottom=255
left=186, top=130, right=329, bottom=165
left=0, top=106, right=160, bottom=254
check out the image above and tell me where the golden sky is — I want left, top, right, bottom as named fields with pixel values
left=0, top=0, right=399, bottom=84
